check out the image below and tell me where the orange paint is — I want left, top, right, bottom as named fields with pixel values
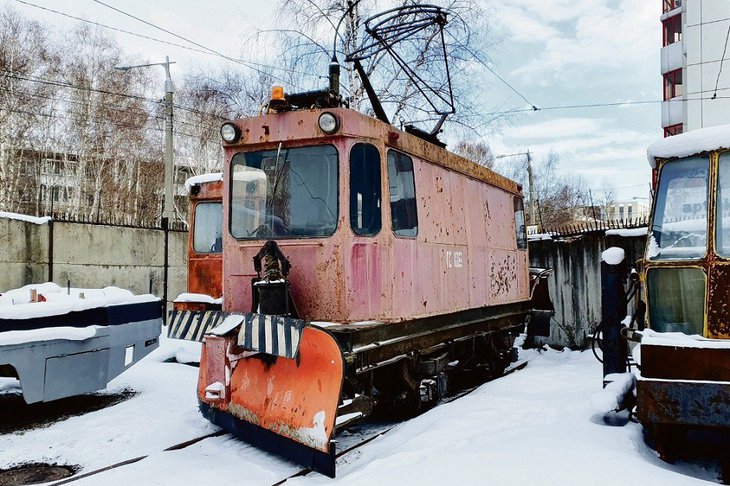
left=199, top=326, right=343, bottom=452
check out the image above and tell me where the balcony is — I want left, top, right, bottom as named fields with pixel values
left=662, top=96, right=684, bottom=128
left=661, top=41, right=683, bottom=74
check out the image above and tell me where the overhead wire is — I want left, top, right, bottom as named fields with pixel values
left=88, top=0, right=314, bottom=87
left=712, top=22, right=730, bottom=99
left=13, top=0, right=320, bottom=86
left=0, top=69, right=226, bottom=121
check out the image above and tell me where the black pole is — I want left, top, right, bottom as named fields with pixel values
left=162, top=216, right=169, bottom=318
left=601, top=248, right=627, bottom=382
left=48, top=219, right=54, bottom=283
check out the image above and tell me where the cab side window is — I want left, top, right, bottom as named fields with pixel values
left=514, top=197, right=527, bottom=250
left=350, top=143, right=382, bottom=236
left=387, top=150, right=418, bottom=237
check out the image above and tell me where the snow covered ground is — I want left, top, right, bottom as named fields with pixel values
left=0, top=336, right=721, bottom=485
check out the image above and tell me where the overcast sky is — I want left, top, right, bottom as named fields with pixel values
left=4, top=0, right=660, bottom=201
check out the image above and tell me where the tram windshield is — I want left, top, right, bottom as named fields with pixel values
left=229, top=145, right=338, bottom=239
left=648, top=156, right=709, bottom=260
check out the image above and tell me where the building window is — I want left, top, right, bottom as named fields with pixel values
left=349, top=143, right=382, bottom=236
left=663, top=0, right=681, bottom=14
left=387, top=150, right=418, bottom=237
left=664, top=123, right=683, bottom=137
left=663, top=15, right=682, bottom=46
left=619, top=206, right=624, bottom=221
left=628, top=205, right=633, bottom=221
left=664, top=69, right=683, bottom=100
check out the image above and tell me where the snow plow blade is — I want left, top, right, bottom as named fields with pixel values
left=167, top=309, right=224, bottom=341
left=198, top=316, right=344, bottom=477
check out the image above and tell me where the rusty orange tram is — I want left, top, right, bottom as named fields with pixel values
left=195, top=85, right=543, bottom=476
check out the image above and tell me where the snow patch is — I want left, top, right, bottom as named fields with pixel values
left=528, top=233, right=553, bottom=241
left=204, top=381, right=225, bottom=400
left=601, top=247, right=625, bottom=265
left=591, top=372, right=635, bottom=413
left=0, top=211, right=51, bottom=225
left=209, top=314, right=243, bottom=336
left=184, top=172, right=222, bottom=193
left=605, top=228, right=648, bottom=237
left=173, top=292, right=222, bottom=304
left=0, top=283, right=158, bottom=320
left=297, top=410, right=328, bottom=449
left=640, top=329, right=730, bottom=349
left=647, top=124, right=730, bottom=167
left=0, top=325, right=99, bottom=346
left=647, top=235, right=660, bottom=259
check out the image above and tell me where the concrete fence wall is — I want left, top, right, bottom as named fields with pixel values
left=528, top=232, right=647, bottom=349
left=0, top=218, right=187, bottom=306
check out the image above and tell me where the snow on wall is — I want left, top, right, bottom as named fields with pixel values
left=0, top=211, right=51, bottom=225
left=647, top=123, right=730, bottom=167
left=605, top=228, right=648, bottom=237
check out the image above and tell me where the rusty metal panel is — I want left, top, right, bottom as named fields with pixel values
left=637, top=379, right=730, bottom=427
left=187, top=256, right=222, bottom=297
left=221, top=109, right=530, bottom=323
left=187, top=179, right=224, bottom=299
left=708, top=263, right=730, bottom=338
left=640, top=344, right=730, bottom=381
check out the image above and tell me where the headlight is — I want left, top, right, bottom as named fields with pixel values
left=220, top=123, right=241, bottom=143
left=318, top=112, right=339, bottom=134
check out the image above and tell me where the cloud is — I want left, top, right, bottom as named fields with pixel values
left=505, top=117, right=603, bottom=139
left=498, top=0, right=658, bottom=81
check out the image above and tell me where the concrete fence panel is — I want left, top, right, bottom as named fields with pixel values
left=1, top=217, right=187, bottom=307
left=528, top=232, right=647, bottom=349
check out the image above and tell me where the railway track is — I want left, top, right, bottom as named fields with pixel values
left=42, top=360, right=529, bottom=486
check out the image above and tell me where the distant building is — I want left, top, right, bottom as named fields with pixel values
left=661, top=0, right=730, bottom=137
left=604, top=199, right=652, bottom=223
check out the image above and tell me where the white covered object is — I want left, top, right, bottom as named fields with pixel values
left=601, top=247, right=625, bottom=265
left=0, top=283, right=158, bottom=320
left=184, top=173, right=223, bottom=193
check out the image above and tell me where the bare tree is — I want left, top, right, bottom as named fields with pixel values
left=61, top=24, right=159, bottom=222
left=0, top=7, right=60, bottom=215
left=266, top=0, right=499, bottom=137
left=599, top=180, right=617, bottom=222
left=494, top=151, right=589, bottom=228
left=452, top=140, right=494, bottom=168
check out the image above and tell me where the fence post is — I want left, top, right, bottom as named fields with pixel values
left=601, top=247, right=627, bottom=382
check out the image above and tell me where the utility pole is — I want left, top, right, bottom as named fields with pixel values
left=115, top=57, right=175, bottom=314
left=526, top=150, right=536, bottom=226
left=495, top=150, right=537, bottom=226
left=115, top=57, right=176, bottom=223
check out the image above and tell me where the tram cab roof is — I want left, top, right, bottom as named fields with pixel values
left=225, top=107, right=523, bottom=197
left=647, top=124, right=730, bottom=168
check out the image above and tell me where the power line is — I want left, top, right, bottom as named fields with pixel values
left=14, top=0, right=321, bottom=86
left=89, top=0, right=313, bottom=88
left=712, top=22, right=730, bottom=99
left=0, top=69, right=226, bottom=121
